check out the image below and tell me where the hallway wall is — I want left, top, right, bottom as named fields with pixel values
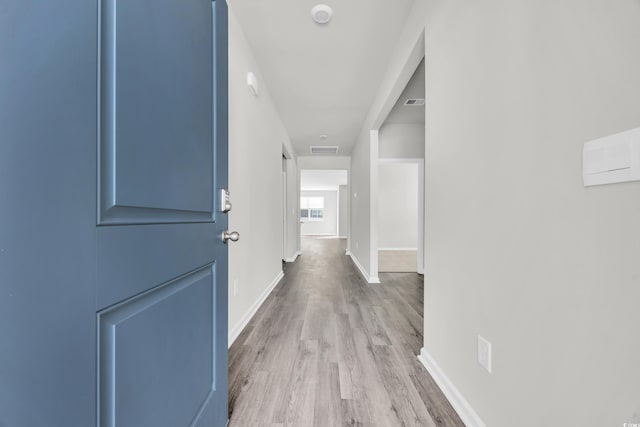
left=379, top=123, right=425, bottom=159
left=338, top=185, right=348, bottom=238
left=228, top=7, right=298, bottom=344
left=350, top=133, right=374, bottom=277
left=378, top=162, right=418, bottom=249
left=352, top=0, right=640, bottom=426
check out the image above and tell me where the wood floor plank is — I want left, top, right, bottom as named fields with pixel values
left=272, top=339, right=318, bottom=425
left=335, top=313, right=364, bottom=400
left=341, top=397, right=371, bottom=427
left=313, top=362, right=343, bottom=427
left=372, top=344, right=438, bottom=427
left=228, top=237, right=464, bottom=427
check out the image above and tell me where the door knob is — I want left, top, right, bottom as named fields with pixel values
left=222, top=230, right=240, bottom=243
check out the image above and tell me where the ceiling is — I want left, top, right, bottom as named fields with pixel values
left=230, top=0, right=415, bottom=156
left=383, top=59, right=425, bottom=125
left=301, top=170, right=348, bottom=190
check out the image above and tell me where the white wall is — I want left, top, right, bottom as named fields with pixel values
left=300, top=190, right=338, bottom=236
left=349, top=130, right=375, bottom=279
left=351, top=0, right=640, bottom=426
left=338, top=185, right=348, bottom=238
left=378, top=162, right=418, bottom=249
left=379, top=123, right=425, bottom=159
left=228, top=7, right=298, bottom=344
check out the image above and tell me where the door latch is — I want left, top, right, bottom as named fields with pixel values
left=220, top=189, right=232, bottom=213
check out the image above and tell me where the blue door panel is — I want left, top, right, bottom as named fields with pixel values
left=96, top=223, right=217, bottom=309
left=100, top=0, right=213, bottom=219
left=0, top=1, right=98, bottom=426
left=98, top=265, right=216, bottom=427
left=0, top=0, right=229, bottom=425
left=96, top=0, right=228, bottom=425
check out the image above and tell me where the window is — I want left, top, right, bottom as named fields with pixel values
left=300, top=197, right=324, bottom=222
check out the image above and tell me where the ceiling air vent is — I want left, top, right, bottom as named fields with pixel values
left=310, top=146, right=339, bottom=155
left=404, top=98, right=425, bottom=106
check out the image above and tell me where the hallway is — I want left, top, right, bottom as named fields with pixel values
left=228, top=237, right=463, bottom=426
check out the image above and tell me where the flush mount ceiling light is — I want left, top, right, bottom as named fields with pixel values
left=311, top=4, right=333, bottom=24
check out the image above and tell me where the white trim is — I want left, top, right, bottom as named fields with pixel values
left=418, top=348, right=487, bottom=427
left=285, top=251, right=301, bottom=263
left=282, top=170, right=287, bottom=261
left=301, top=233, right=336, bottom=236
left=348, top=252, right=381, bottom=284
left=369, top=130, right=380, bottom=283
left=228, top=271, right=284, bottom=347
left=378, top=247, right=418, bottom=251
left=336, top=186, right=340, bottom=238
left=417, top=159, right=425, bottom=275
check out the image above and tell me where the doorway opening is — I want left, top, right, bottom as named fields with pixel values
left=376, top=57, right=425, bottom=274
left=378, top=159, right=424, bottom=273
left=299, top=169, right=348, bottom=239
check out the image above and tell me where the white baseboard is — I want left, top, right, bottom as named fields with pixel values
left=228, top=270, right=284, bottom=348
left=418, top=348, right=486, bottom=427
left=347, top=252, right=380, bottom=284
left=285, top=251, right=301, bottom=263
left=378, top=247, right=418, bottom=251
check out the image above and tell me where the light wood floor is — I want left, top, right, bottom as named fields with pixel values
left=379, top=250, right=418, bottom=273
left=228, top=237, right=464, bottom=427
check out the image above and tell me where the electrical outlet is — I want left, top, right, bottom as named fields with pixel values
left=233, top=279, right=239, bottom=297
left=478, top=335, right=492, bottom=373
left=355, top=242, right=359, bottom=249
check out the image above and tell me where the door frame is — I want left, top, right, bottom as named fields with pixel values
left=378, top=158, right=425, bottom=274
left=282, top=170, right=287, bottom=260
left=367, top=31, right=426, bottom=282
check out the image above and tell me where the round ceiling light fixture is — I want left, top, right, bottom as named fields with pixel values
left=311, top=4, right=333, bottom=25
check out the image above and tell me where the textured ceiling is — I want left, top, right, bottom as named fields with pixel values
left=383, top=59, right=425, bottom=125
left=229, top=0, right=415, bottom=155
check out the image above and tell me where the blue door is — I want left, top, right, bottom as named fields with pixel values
left=0, top=0, right=229, bottom=426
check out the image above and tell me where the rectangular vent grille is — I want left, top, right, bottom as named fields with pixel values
left=310, top=146, right=339, bottom=155
left=404, top=98, right=425, bottom=106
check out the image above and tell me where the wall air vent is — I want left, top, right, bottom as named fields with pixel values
left=310, top=146, right=339, bottom=155
left=404, top=98, right=425, bottom=106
